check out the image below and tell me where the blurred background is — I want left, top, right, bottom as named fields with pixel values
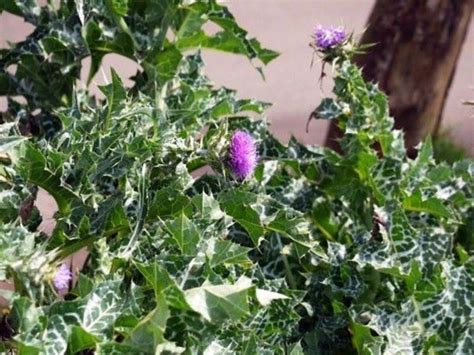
left=1, top=0, right=472, bottom=154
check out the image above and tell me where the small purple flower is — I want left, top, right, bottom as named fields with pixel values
left=53, top=263, right=72, bottom=293
left=228, top=130, right=258, bottom=179
left=314, top=25, right=346, bottom=49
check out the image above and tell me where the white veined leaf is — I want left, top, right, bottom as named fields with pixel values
left=184, top=277, right=253, bottom=322
left=42, top=315, right=69, bottom=355
left=364, top=262, right=474, bottom=354
left=81, top=281, right=123, bottom=337
left=203, top=341, right=233, bottom=355
left=255, top=289, right=289, bottom=307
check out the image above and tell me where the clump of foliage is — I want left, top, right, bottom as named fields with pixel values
left=433, top=133, right=468, bottom=164
left=1, top=2, right=473, bottom=354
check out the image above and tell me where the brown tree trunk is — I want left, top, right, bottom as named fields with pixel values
left=325, top=0, right=473, bottom=157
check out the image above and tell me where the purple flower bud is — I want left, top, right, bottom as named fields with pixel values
left=228, top=130, right=258, bottom=179
left=53, top=263, right=72, bottom=293
left=314, top=25, right=346, bottom=49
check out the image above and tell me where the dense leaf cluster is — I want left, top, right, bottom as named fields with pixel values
left=1, top=1, right=473, bottom=354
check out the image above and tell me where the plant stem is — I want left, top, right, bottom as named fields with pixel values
left=276, top=234, right=297, bottom=289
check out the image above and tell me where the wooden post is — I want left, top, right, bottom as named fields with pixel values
left=325, top=0, right=473, bottom=157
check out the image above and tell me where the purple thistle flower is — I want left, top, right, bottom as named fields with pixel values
left=228, top=130, right=258, bottom=179
left=314, top=25, right=346, bottom=49
left=53, top=263, right=72, bottom=293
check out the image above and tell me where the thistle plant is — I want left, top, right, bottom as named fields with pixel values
left=53, top=263, right=72, bottom=294
left=0, top=2, right=473, bottom=355
left=228, top=130, right=258, bottom=179
left=314, top=25, right=346, bottom=49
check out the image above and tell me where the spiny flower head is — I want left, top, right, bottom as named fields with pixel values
left=53, top=263, right=72, bottom=293
left=228, top=130, right=258, bottom=179
left=314, top=25, right=346, bottom=49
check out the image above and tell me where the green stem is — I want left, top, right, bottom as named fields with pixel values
left=276, top=234, right=297, bottom=289
left=312, top=219, right=335, bottom=242
left=105, top=0, right=139, bottom=51
left=120, top=165, right=149, bottom=258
